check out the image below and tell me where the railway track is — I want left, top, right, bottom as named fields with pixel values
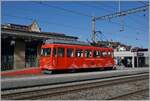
left=2, top=72, right=149, bottom=100
left=107, top=88, right=149, bottom=100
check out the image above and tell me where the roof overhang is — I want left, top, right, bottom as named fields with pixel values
left=1, top=28, right=78, bottom=41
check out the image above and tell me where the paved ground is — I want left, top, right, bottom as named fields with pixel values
left=2, top=66, right=149, bottom=79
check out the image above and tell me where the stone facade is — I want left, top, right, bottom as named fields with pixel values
left=14, top=40, right=25, bottom=69
left=1, top=21, right=78, bottom=71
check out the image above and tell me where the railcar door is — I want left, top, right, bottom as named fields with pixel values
left=52, top=47, right=57, bottom=68
left=101, top=50, right=108, bottom=68
left=75, top=49, right=84, bottom=69
left=107, top=50, right=115, bottom=67
left=93, top=49, right=101, bottom=68
left=57, top=47, right=65, bottom=69
left=84, top=49, right=93, bottom=68
left=66, top=48, right=75, bottom=69
left=40, top=47, right=51, bottom=70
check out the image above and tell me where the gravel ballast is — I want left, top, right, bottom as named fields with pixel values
left=40, top=79, right=149, bottom=100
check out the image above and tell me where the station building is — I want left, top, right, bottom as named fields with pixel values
left=114, top=49, right=149, bottom=68
left=1, top=21, right=78, bottom=71
left=96, top=40, right=149, bottom=68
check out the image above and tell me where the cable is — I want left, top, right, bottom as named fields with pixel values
left=93, top=1, right=149, bottom=26
left=76, top=2, right=113, bottom=14
left=84, top=3, right=148, bottom=41
left=81, top=2, right=148, bottom=46
left=110, top=19, right=147, bottom=33
left=36, top=2, right=92, bottom=18
left=3, top=14, right=87, bottom=30
left=138, top=1, right=149, bottom=5
left=79, top=2, right=148, bottom=30
left=84, top=3, right=148, bottom=32
left=2, top=2, right=89, bottom=30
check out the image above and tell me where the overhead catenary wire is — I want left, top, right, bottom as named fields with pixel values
left=87, top=1, right=148, bottom=25
left=106, top=19, right=147, bottom=34
left=94, top=5, right=149, bottom=20
left=3, top=14, right=87, bottom=31
left=3, top=14, right=90, bottom=40
left=77, top=2, right=148, bottom=32
left=36, top=1, right=148, bottom=33
left=88, top=3, right=148, bottom=42
left=95, top=17, right=148, bottom=43
left=36, top=1, right=93, bottom=18
left=2, top=2, right=148, bottom=45
left=138, top=1, right=149, bottom=5
left=76, top=2, right=114, bottom=14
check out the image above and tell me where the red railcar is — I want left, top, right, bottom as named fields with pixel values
left=40, top=41, right=115, bottom=72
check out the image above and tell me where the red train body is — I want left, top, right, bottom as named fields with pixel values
left=40, top=43, right=115, bottom=71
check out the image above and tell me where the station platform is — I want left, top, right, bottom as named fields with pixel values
left=1, top=68, right=42, bottom=77
left=1, top=66, right=149, bottom=77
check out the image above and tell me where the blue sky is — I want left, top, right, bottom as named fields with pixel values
left=1, top=1, right=149, bottom=48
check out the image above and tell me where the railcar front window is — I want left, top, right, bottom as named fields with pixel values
left=41, top=48, right=51, bottom=56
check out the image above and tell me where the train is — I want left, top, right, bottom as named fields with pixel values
left=39, top=40, right=116, bottom=73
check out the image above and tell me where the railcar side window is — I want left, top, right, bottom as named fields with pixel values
left=108, top=51, right=111, bottom=57
left=98, top=51, right=101, bottom=57
left=85, top=50, right=92, bottom=58
left=75, top=49, right=83, bottom=57
left=67, top=48, right=74, bottom=57
left=58, top=48, right=64, bottom=57
left=111, top=52, right=114, bottom=58
left=41, top=48, right=51, bottom=56
left=93, top=50, right=101, bottom=58
left=102, top=51, right=107, bottom=57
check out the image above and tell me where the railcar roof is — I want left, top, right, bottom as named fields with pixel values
left=42, top=43, right=113, bottom=51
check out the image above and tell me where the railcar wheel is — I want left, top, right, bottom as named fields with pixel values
left=99, top=68, right=104, bottom=71
left=105, top=67, right=113, bottom=70
left=70, top=69, right=76, bottom=73
left=108, top=67, right=113, bottom=70
left=113, top=66, right=117, bottom=70
left=43, top=70, right=52, bottom=74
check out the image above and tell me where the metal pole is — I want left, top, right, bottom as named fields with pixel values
left=92, top=16, right=96, bottom=43
left=137, top=56, right=138, bottom=67
left=132, top=56, right=135, bottom=68
left=118, top=0, right=124, bottom=32
left=118, top=0, right=120, bottom=12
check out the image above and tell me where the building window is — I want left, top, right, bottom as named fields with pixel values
left=25, top=42, right=38, bottom=67
left=1, top=39, right=14, bottom=71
